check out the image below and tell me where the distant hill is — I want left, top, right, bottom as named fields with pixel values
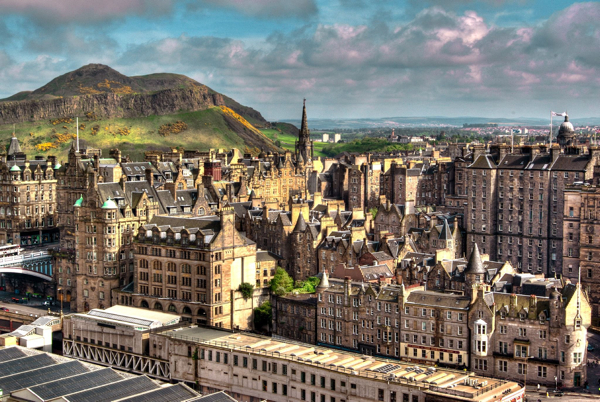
left=282, top=116, right=600, bottom=130
left=0, top=64, right=279, bottom=159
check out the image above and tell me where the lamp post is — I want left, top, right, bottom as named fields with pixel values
left=555, top=375, right=558, bottom=392
left=57, top=287, right=63, bottom=315
left=524, top=355, right=534, bottom=395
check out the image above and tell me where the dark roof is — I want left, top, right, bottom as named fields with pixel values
left=293, top=212, right=308, bottom=233
left=187, top=391, right=238, bottom=402
left=0, top=360, right=88, bottom=393
left=115, top=383, right=198, bottom=402
left=465, top=244, right=486, bottom=275
left=469, top=154, right=497, bottom=169
left=63, top=376, right=159, bottom=402
left=28, top=368, right=123, bottom=401
left=0, top=353, right=55, bottom=377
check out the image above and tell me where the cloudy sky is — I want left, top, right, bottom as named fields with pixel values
left=0, top=0, right=598, bottom=120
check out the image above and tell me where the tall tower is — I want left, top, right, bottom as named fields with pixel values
left=295, top=99, right=313, bottom=163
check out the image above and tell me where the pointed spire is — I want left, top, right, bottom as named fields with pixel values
left=300, top=98, right=309, bottom=139
left=465, top=243, right=485, bottom=275
left=293, top=211, right=307, bottom=233
left=317, top=269, right=330, bottom=289
left=439, top=218, right=452, bottom=241
left=7, top=132, right=21, bottom=157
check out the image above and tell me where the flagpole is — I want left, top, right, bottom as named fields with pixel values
left=76, top=117, right=79, bottom=153
left=550, top=112, right=553, bottom=146
left=511, top=129, right=514, bottom=153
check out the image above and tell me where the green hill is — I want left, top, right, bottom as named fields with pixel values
left=0, top=64, right=279, bottom=159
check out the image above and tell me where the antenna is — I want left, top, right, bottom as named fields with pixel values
left=12, top=123, right=15, bottom=137
left=76, top=117, right=80, bottom=153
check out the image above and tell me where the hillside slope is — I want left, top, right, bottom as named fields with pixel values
left=0, top=107, right=275, bottom=161
left=0, top=64, right=278, bottom=158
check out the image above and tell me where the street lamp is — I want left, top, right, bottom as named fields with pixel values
left=523, top=355, right=534, bottom=394
left=554, top=376, right=558, bottom=392
left=57, top=287, right=64, bottom=316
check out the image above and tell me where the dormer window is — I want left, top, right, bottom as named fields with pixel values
left=519, top=313, right=526, bottom=321
left=500, top=311, right=506, bottom=319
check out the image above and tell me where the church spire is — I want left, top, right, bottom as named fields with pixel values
left=300, top=98, right=309, bottom=139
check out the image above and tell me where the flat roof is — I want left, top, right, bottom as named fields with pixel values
left=157, top=326, right=520, bottom=401
left=74, top=305, right=181, bottom=329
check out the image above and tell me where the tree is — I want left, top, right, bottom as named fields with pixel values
left=270, top=267, right=294, bottom=296
left=254, top=301, right=272, bottom=330
left=238, top=282, right=254, bottom=300
left=294, top=277, right=320, bottom=293
left=369, top=207, right=378, bottom=220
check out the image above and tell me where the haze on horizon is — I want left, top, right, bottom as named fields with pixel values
left=0, top=0, right=598, bottom=121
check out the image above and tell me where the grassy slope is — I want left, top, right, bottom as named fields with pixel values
left=0, top=107, right=260, bottom=161
left=261, top=123, right=328, bottom=157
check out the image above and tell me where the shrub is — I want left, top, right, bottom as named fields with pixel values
left=270, top=268, right=293, bottom=296
left=238, top=282, right=254, bottom=300
left=254, top=301, right=272, bottom=330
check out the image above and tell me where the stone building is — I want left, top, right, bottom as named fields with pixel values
left=0, top=135, right=58, bottom=246
left=465, top=243, right=591, bottom=388
left=272, top=292, right=318, bottom=344
left=123, top=209, right=261, bottom=329
left=65, top=314, right=525, bottom=402
left=563, top=184, right=600, bottom=318
left=372, top=199, right=417, bottom=241
left=457, top=126, right=600, bottom=276
left=274, top=243, right=591, bottom=387
left=314, top=155, right=382, bottom=211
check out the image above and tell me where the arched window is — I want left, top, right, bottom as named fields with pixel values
left=153, top=261, right=162, bottom=270
left=198, top=208, right=205, bottom=216
left=139, top=259, right=148, bottom=268
left=140, top=300, right=149, bottom=308
left=168, top=304, right=177, bottom=312
left=154, top=302, right=163, bottom=310
left=182, top=306, right=192, bottom=315
left=177, top=182, right=184, bottom=190
left=197, top=308, right=207, bottom=316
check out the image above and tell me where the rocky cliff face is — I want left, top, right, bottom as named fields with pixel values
left=0, top=86, right=225, bottom=125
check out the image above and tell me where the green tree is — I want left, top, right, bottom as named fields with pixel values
left=254, top=301, right=272, bottom=330
left=238, top=282, right=254, bottom=300
left=270, top=267, right=294, bottom=296
left=294, top=276, right=320, bottom=293
left=369, top=207, right=378, bottom=220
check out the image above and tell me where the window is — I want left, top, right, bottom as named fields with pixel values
left=518, top=363, right=527, bottom=375
left=498, top=360, right=508, bottom=372
left=538, top=366, right=547, bottom=378
left=515, top=345, right=528, bottom=357
left=474, top=359, right=487, bottom=371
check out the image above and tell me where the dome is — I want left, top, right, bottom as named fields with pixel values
left=9, top=165, right=21, bottom=172
left=101, top=197, right=118, bottom=209
left=73, top=195, right=83, bottom=207
left=558, top=115, right=574, bottom=134
left=53, top=163, right=62, bottom=170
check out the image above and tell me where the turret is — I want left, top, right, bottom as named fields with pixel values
left=465, top=244, right=486, bottom=300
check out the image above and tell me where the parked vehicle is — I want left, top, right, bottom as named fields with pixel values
left=0, top=307, right=8, bottom=311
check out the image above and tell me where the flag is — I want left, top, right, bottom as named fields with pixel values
left=551, top=111, right=567, bottom=117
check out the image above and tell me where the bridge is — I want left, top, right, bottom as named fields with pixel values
left=0, top=249, right=53, bottom=280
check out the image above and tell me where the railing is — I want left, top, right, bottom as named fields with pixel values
left=429, top=380, right=509, bottom=398
left=0, top=250, right=50, bottom=265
